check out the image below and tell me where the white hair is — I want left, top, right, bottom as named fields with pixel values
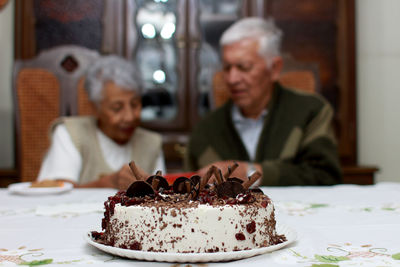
left=85, top=55, right=143, bottom=104
left=220, top=17, right=283, bottom=66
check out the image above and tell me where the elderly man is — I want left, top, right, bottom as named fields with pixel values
left=37, top=56, right=165, bottom=189
left=184, top=17, right=342, bottom=186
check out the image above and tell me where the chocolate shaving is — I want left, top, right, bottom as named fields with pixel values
left=216, top=181, right=245, bottom=198
left=128, top=161, right=145, bottom=181
left=155, top=170, right=162, bottom=176
left=242, top=171, right=262, bottom=190
left=223, top=162, right=239, bottom=179
left=126, top=181, right=154, bottom=197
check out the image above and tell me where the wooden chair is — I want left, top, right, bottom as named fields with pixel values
left=13, top=45, right=99, bottom=182
left=279, top=54, right=320, bottom=94
left=211, top=56, right=320, bottom=108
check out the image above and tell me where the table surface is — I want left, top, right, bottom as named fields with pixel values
left=1, top=182, right=400, bottom=266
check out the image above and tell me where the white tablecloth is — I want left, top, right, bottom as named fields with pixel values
left=1, top=183, right=400, bottom=266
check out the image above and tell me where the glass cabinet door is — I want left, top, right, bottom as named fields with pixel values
left=130, top=0, right=254, bottom=131
left=189, top=0, right=246, bottom=125
left=132, top=0, right=187, bottom=130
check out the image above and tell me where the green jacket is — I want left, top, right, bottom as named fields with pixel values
left=184, top=84, right=342, bottom=186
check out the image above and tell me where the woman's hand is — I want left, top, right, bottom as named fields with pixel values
left=77, top=163, right=149, bottom=190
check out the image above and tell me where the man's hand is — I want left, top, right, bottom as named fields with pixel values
left=197, top=160, right=261, bottom=182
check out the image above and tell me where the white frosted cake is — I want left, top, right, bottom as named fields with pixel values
left=92, top=165, right=285, bottom=253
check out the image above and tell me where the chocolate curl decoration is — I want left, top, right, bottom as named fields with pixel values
left=126, top=181, right=155, bottom=197
left=189, top=181, right=200, bottom=200
left=213, top=167, right=224, bottom=184
left=200, top=165, right=216, bottom=190
left=216, top=181, right=244, bottom=198
left=242, top=171, right=262, bottom=190
left=250, top=187, right=264, bottom=194
left=184, top=180, right=191, bottom=193
left=190, top=175, right=201, bottom=186
left=215, top=166, right=245, bottom=198
left=151, top=177, right=160, bottom=190
left=223, top=162, right=239, bottom=179
left=128, top=161, right=145, bottom=181
left=187, top=175, right=201, bottom=200
left=173, top=177, right=192, bottom=194
left=227, top=177, right=244, bottom=184
left=155, top=170, right=162, bottom=176
left=146, top=175, right=170, bottom=191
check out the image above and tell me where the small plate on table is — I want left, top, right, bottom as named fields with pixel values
left=85, top=224, right=296, bottom=263
left=8, top=181, right=73, bottom=196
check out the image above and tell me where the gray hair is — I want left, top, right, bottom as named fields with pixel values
left=220, top=17, right=283, bottom=67
left=85, top=55, right=143, bottom=104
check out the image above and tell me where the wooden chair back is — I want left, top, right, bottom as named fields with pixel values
left=280, top=54, right=320, bottom=94
left=13, top=45, right=99, bottom=182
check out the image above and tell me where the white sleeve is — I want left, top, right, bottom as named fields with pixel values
left=152, top=150, right=166, bottom=174
left=37, top=124, right=82, bottom=182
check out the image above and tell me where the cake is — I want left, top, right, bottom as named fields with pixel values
left=92, top=163, right=286, bottom=253
left=30, top=180, right=64, bottom=188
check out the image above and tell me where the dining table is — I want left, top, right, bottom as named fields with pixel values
left=1, top=182, right=400, bottom=267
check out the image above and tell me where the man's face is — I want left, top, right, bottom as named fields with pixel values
left=96, top=81, right=142, bottom=145
left=222, top=38, right=281, bottom=116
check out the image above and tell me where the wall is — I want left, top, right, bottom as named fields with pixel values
left=0, top=0, right=14, bottom=168
left=0, top=0, right=399, bottom=182
left=356, top=0, right=400, bottom=182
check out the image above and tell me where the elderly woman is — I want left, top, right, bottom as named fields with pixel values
left=37, top=55, right=165, bottom=189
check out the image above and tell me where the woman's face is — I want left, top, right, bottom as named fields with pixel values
left=96, top=81, right=142, bottom=145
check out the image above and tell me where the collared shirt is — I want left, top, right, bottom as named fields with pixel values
left=231, top=105, right=268, bottom=161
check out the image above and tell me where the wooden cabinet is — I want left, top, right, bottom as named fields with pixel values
left=264, top=0, right=357, bottom=165
left=15, top=0, right=252, bottom=130
left=11, top=0, right=377, bottom=184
